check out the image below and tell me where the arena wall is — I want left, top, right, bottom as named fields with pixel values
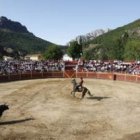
left=0, top=71, right=140, bottom=83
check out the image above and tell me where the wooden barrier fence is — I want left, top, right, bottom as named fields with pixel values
left=0, top=71, right=140, bottom=83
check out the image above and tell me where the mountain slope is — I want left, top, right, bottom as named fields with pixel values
left=0, top=16, right=55, bottom=58
left=73, top=29, right=109, bottom=43
left=0, top=16, right=30, bottom=33
left=84, top=19, right=140, bottom=60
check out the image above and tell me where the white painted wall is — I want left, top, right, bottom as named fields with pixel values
left=63, top=54, right=73, bottom=61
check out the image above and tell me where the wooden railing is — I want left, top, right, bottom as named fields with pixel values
left=0, top=71, right=140, bottom=83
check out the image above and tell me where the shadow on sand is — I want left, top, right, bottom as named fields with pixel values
left=87, top=96, right=110, bottom=101
left=0, top=117, right=34, bottom=125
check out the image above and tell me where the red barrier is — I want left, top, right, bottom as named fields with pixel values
left=115, top=73, right=140, bottom=83
left=32, top=72, right=43, bottom=79
left=96, top=73, right=113, bottom=80
left=64, top=71, right=76, bottom=78
left=115, top=74, right=126, bottom=81
left=0, top=71, right=140, bottom=83
left=21, top=73, right=32, bottom=80
left=137, top=75, right=140, bottom=82
left=46, top=72, right=63, bottom=78
left=86, top=72, right=97, bottom=78
left=0, top=75, right=9, bottom=82
left=76, top=72, right=87, bottom=78
left=125, top=75, right=137, bottom=82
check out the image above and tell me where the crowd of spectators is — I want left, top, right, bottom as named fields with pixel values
left=74, top=60, right=140, bottom=75
left=0, top=60, right=65, bottom=75
left=0, top=59, right=140, bottom=75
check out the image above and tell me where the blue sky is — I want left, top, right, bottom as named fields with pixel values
left=0, top=0, right=140, bottom=45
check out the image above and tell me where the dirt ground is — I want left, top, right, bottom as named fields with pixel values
left=0, top=78, right=140, bottom=140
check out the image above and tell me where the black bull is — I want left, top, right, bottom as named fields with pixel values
left=0, top=104, right=9, bottom=117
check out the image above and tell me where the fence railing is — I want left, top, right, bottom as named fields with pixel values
left=0, top=71, right=140, bottom=83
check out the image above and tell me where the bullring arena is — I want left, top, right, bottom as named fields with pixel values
left=0, top=76, right=140, bottom=140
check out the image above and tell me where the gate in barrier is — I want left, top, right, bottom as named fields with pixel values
left=64, top=71, right=76, bottom=78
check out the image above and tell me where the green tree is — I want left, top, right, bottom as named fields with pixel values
left=67, top=41, right=82, bottom=60
left=124, top=39, right=140, bottom=60
left=83, top=45, right=103, bottom=60
left=43, top=45, right=63, bottom=60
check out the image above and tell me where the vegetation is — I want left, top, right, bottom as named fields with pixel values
left=1, top=16, right=140, bottom=61
left=43, top=45, right=63, bottom=60
left=67, top=41, right=83, bottom=60
left=0, top=16, right=62, bottom=58
left=83, top=19, right=140, bottom=61
left=124, top=39, right=140, bottom=60
left=0, top=30, right=54, bottom=54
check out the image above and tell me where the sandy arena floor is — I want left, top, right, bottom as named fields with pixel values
left=0, top=78, right=140, bottom=140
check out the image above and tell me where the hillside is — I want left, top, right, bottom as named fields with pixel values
left=0, top=16, right=55, bottom=58
left=83, top=19, right=140, bottom=60
left=72, top=29, right=109, bottom=43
